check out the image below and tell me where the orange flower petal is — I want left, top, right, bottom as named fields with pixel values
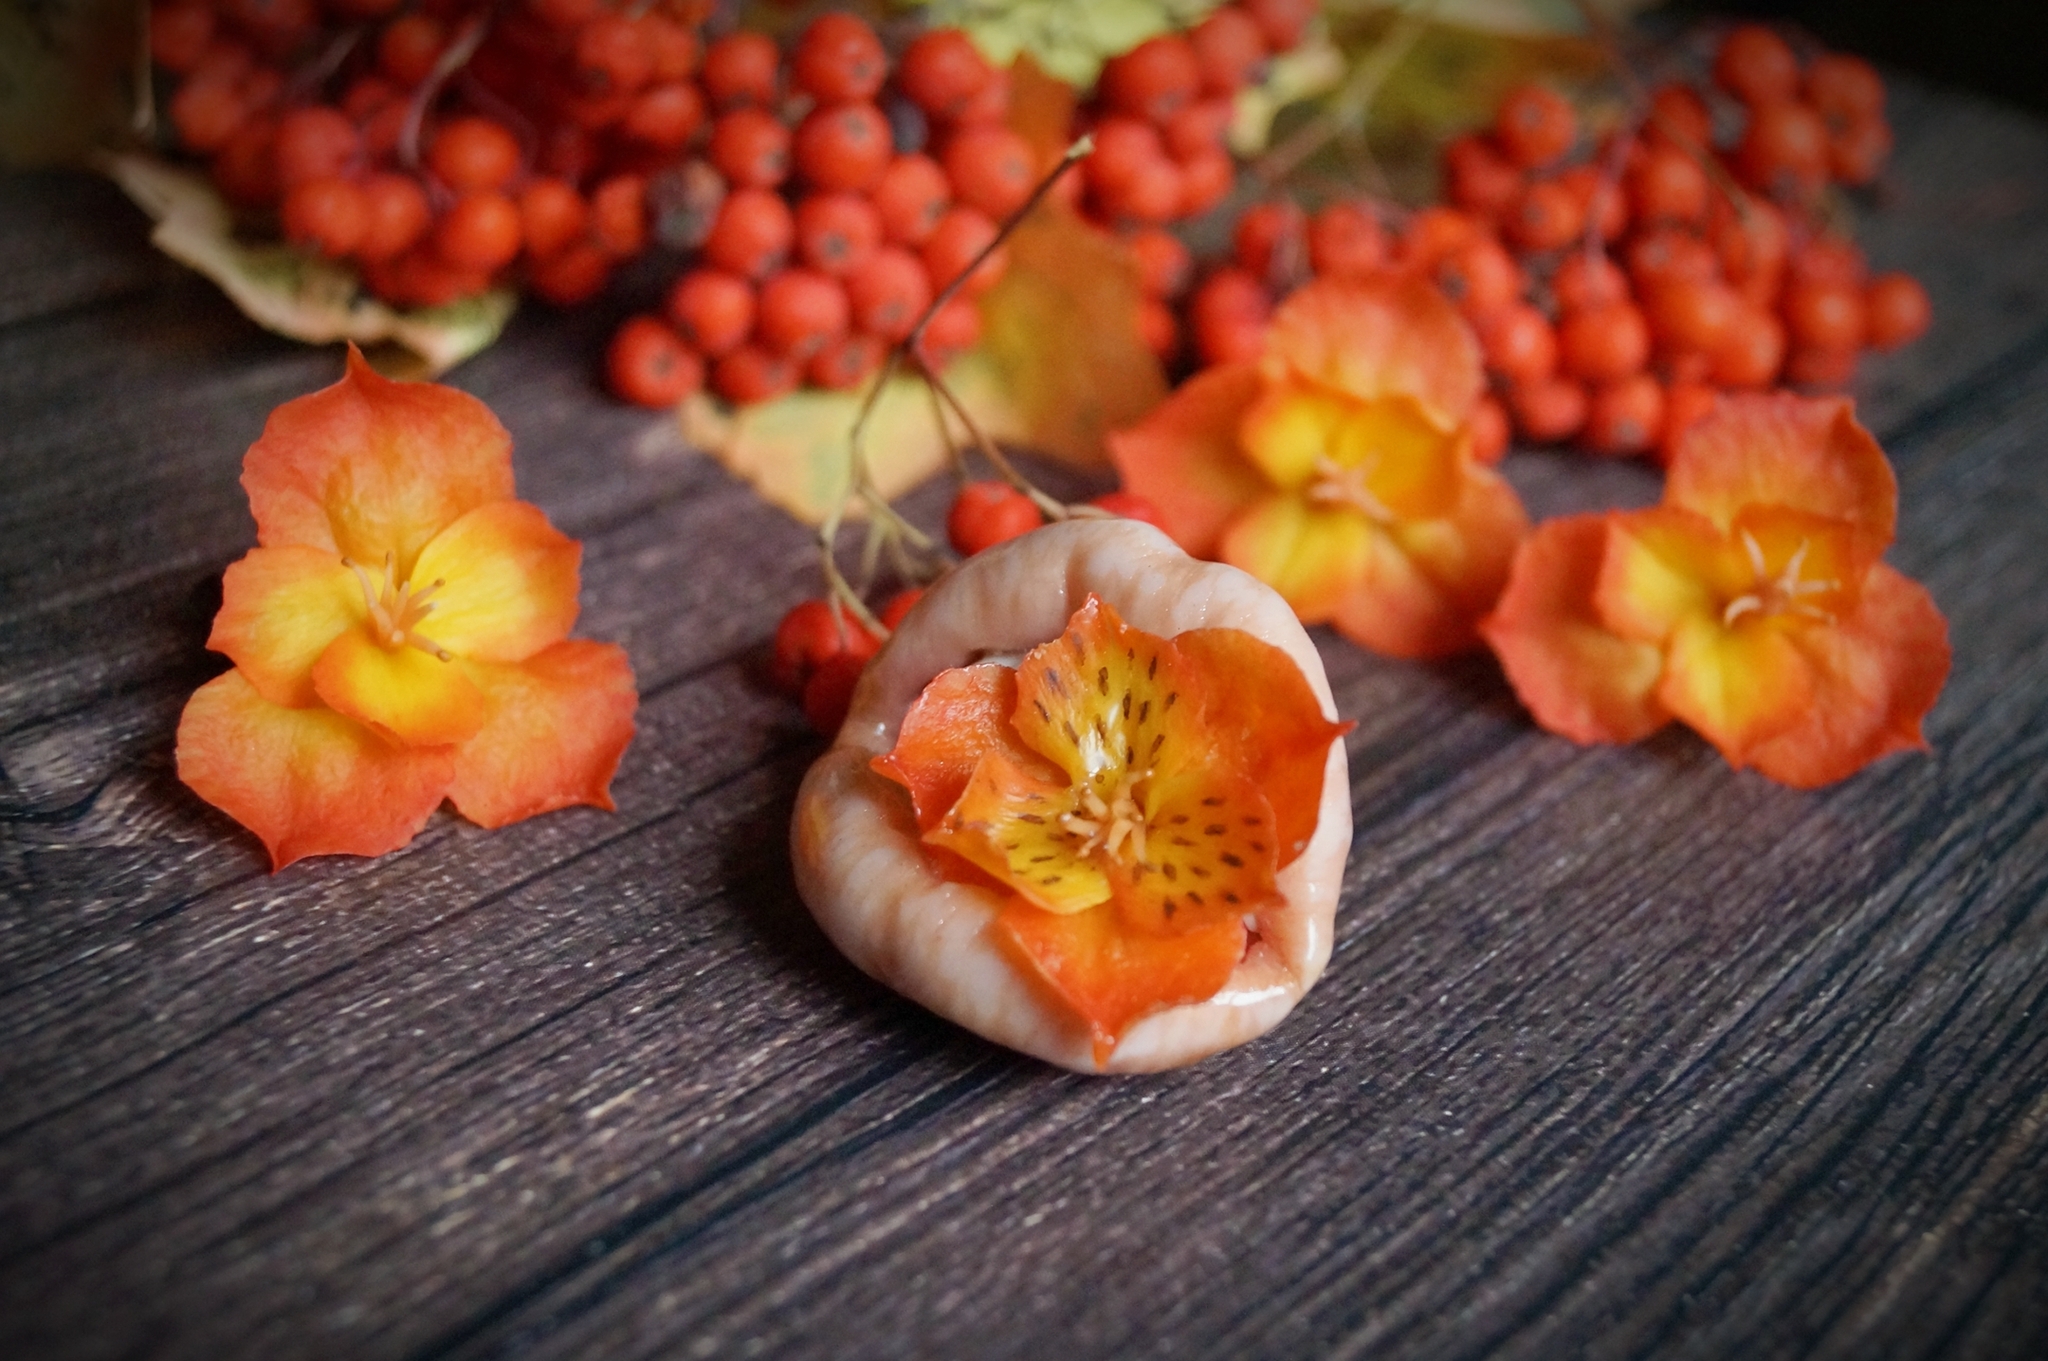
left=1112, top=767, right=1281, bottom=935
left=1175, top=626, right=1352, bottom=866
left=1325, top=530, right=1472, bottom=660
left=1219, top=493, right=1375, bottom=623
left=1666, top=393, right=1896, bottom=546
left=1481, top=514, right=1671, bottom=745
left=176, top=669, right=454, bottom=870
left=1744, top=564, right=1950, bottom=788
left=410, top=500, right=582, bottom=662
left=871, top=663, right=1024, bottom=833
left=312, top=628, right=488, bottom=747
left=1593, top=507, right=1732, bottom=644
left=208, top=546, right=362, bottom=708
left=1106, top=363, right=1269, bottom=559
left=1390, top=462, right=1529, bottom=625
left=932, top=746, right=1110, bottom=915
left=1264, top=275, right=1485, bottom=427
left=446, top=640, right=638, bottom=828
left=995, top=898, right=1246, bottom=1067
left=1727, top=504, right=1870, bottom=621
left=241, top=345, right=515, bottom=575
left=1657, top=613, right=1816, bottom=767
left=1238, top=380, right=1349, bottom=491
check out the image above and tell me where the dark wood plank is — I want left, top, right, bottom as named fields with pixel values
left=3, top=67, right=2048, bottom=1361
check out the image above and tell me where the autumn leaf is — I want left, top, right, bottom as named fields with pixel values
left=101, top=153, right=514, bottom=378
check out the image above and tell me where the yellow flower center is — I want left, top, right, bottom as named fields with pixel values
left=1305, top=453, right=1396, bottom=523
left=1059, top=769, right=1153, bottom=864
left=1721, top=530, right=1839, bottom=628
left=345, top=551, right=452, bottom=660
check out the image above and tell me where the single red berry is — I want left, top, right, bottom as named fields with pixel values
left=1176, top=143, right=1235, bottom=218
left=1307, top=202, right=1387, bottom=279
left=1782, top=278, right=1867, bottom=352
left=807, top=332, right=886, bottom=391
left=794, top=192, right=882, bottom=276
left=873, top=153, right=952, bottom=246
left=948, top=481, right=1043, bottom=556
left=274, top=105, right=360, bottom=189
left=845, top=246, right=932, bottom=342
left=1469, top=393, right=1510, bottom=465
left=377, top=14, right=445, bottom=85
left=435, top=192, right=523, bottom=272
left=1507, top=375, right=1589, bottom=443
left=1240, top=0, right=1316, bottom=51
left=1494, top=83, right=1577, bottom=170
left=1627, top=143, right=1710, bottom=227
left=1790, top=236, right=1869, bottom=288
left=1709, top=305, right=1786, bottom=388
left=151, top=1, right=216, bottom=74
left=210, top=116, right=278, bottom=206
left=1828, top=115, right=1893, bottom=185
left=1397, top=206, right=1481, bottom=273
left=1734, top=101, right=1831, bottom=201
left=897, top=29, right=995, bottom=122
left=1126, top=227, right=1193, bottom=299
left=1233, top=199, right=1307, bottom=284
left=701, top=31, right=779, bottom=109
left=525, top=242, right=611, bottom=305
left=1189, top=267, right=1271, bottom=366
left=792, top=11, right=887, bottom=104
left=589, top=174, right=647, bottom=257
left=1558, top=301, right=1651, bottom=383
left=703, top=186, right=794, bottom=279
left=1863, top=272, right=1931, bottom=350
left=919, top=294, right=983, bottom=365
left=1084, top=116, right=1167, bottom=197
left=878, top=588, right=924, bottom=631
left=922, top=205, right=1006, bottom=295
left=941, top=123, right=1037, bottom=219
left=1556, top=164, right=1628, bottom=245
left=1626, top=228, right=1719, bottom=290
left=1100, top=34, right=1201, bottom=124
left=802, top=653, right=868, bottom=734
left=712, top=344, right=799, bottom=405
left=1552, top=251, right=1630, bottom=312
left=1136, top=297, right=1179, bottom=362
left=574, top=14, right=653, bottom=98
left=1089, top=490, right=1169, bottom=531
left=1714, top=24, right=1799, bottom=106
left=772, top=598, right=880, bottom=694
left=794, top=102, right=893, bottom=192
left=1582, top=374, right=1665, bottom=457
left=518, top=178, right=588, bottom=260
left=1189, top=7, right=1268, bottom=95
left=1646, top=81, right=1712, bottom=152
left=709, top=107, right=792, bottom=189
left=607, top=315, right=703, bottom=407
left=1645, top=276, right=1740, bottom=356
left=1442, top=133, right=1524, bottom=219
left=645, top=15, right=700, bottom=82
left=1162, top=97, right=1233, bottom=160
left=357, top=172, right=431, bottom=262
left=281, top=176, right=367, bottom=258
left=1477, top=303, right=1558, bottom=385
left=1435, top=236, right=1522, bottom=317
left=427, top=115, right=520, bottom=193
left=757, top=268, right=850, bottom=359
left=1503, top=177, right=1584, bottom=253
left=1094, top=154, right=1184, bottom=225
left=666, top=269, right=755, bottom=356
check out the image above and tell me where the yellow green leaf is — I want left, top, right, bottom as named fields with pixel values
left=100, top=152, right=513, bottom=378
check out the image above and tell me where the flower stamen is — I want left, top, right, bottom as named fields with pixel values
left=1061, top=769, right=1152, bottom=864
left=1722, top=531, right=1840, bottom=628
left=343, top=553, right=454, bottom=661
left=1307, top=455, right=1394, bottom=523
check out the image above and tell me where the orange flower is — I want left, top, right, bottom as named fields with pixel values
left=871, top=595, right=1350, bottom=1062
left=1482, top=393, right=1948, bottom=787
left=176, top=347, right=637, bottom=868
left=1108, top=275, right=1528, bottom=658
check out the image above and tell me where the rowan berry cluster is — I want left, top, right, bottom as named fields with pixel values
left=608, top=14, right=1039, bottom=407
left=1429, top=22, right=1928, bottom=462
left=151, top=0, right=717, bottom=310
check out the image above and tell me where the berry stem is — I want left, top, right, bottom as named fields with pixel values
left=399, top=13, right=492, bottom=175
left=1252, top=2, right=1430, bottom=188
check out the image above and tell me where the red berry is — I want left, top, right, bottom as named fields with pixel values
left=1709, top=305, right=1786, bottom=388
left=1307, top=202, right=1387, bottom=279
left=1233, top=199, right=1306, bottom=283
left=1240, top=0, right=1315, bottom=51
left=574, top=14, right=653, bottom=98
left=607, top=315, right=702, bottom=407
left=773, top=598, right=880, bottom=694
left=1626, top=144, right=1709, bottom=227
left=942, top=124, right=1037, bottom=219
left=1190, top=7, right=1268, bottom=95
left=525, top=242, right=611, bottom=305
left=275, top=105, right=360, bottom=189
left=151, top=1, right=216, bottom=74
left=1477, top=303, right=1557, bottom=384
left=873, top=153, right=952, bottom=246
left=1646, top=81, right=1712, bottom=152
left=807, top=332, right=887, bottom=390
left=589, top=174, right=647, bottom=257
left=1558, top=301, right=1651, bottom=383
left=794, top=192, right=882, bottom=276
left=1782, top=278, right=1867, bottom=352
left=1806, top=53, right=1885, bottom=125
left=435, top=192, right=523, bottom=272
left=897, top=29, right=995, bottom=121
left=1469, top=393, right=1510, bottom=465
left=1084, top=116, right=1166, bottom=197
left=712, top=344, right=799, bottom=405
left=1162, top=97, right=1233, bottom=160
left=1494, top=84, right=1577, bottom=169
left=357, top=172, right=431, bottom=262
left=1503, top=177, right=1584, bottom=253
left=1189, top=267, right=1271, bottom=366
left=709, top=107, right=792, bottom=189
left=918, top=294, right=982, bottom=365
left=1397, top=206, right=1481, bottom=273
left=757, top=268, right=850, bottom=359
left=428, top=116, right=520, bottom=193
left=1645, top=277, right=1740, bottom=356
left=1136, top=297, right=1179, bottom=362
left=281, top=176, right=367, bottom=258
left=1089, top=490, right=1169, bottom=530
left=794, top=102, right=893, bottom=192
left=703, top=186, right=794, bottom=279
left=1126, top=227, right=1192, bottom=299
left=1176, top=143, right=1235, bottom=217
left=1626, top=228, right=1719, bottom=291
left=846, top=246, right=932, bottom=342
left=667, top=269, right=755, bottom=356
left=922, top=205, right=1006, bottom=295
left=878, top=588, right=924, bottom=631
left=702, top=31, right=779, bottom=109
left=1658, top=380, right=1719, bottom=467
left=948, top=481, right=1043, bottom=556
left=1434, top=236, right=1521, bottom=317
left=1552, top=251, right=1629, bottom=312
left=1734, top=101, right=1831, bottom=201
left=210, top=117, right=278, bottom=206
left=1714, top=24, right=1799, bottom=106
left=1442, top=133, right=1523, bottom=219
left=1100, top=34, right=1201, bottom=123
left=645, top=16, right=700, bottom=82
left=1785, top=345, right=1860, bottom=388
left=1582, top=374, right=1665, bottom=457
left=792, top=11, right=887, bottom=104
left=378, top=13, right=445, bottom=85
left=1556, top=164, right=1628, bottom=245
left=1863, top=272, right=1931, bottom=350
left=1508, top=376, right=1588, bottom=443
left=802, top=653, right=868, bottom=734
left=518, top=178, right=588, bottom=260
left=1828, top=115, right=1893, bottom=185
left=1096, top=154, right=1184, bottom=225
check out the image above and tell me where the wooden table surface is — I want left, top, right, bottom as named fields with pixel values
left=4, top=72, right=2047, bottom=1361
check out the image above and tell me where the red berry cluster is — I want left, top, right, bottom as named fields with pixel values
left=151, top=0, right=710, bottom=310
left=609, top=15, right=1031, bottom=408
left=1427, top=24, right=1929, bottom=461
left=770, top=588, right=921, bottom=733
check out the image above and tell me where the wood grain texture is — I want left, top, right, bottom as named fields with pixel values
left=3, top=72, right=2047, bottom=1361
